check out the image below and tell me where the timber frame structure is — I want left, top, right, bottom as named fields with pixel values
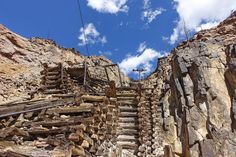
left=0, top=63, right=174, bottom=157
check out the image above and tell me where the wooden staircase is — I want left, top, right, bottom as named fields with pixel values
left=116, top=92, right=140, bottom=156
left=41, top=63, right=71, bottom=95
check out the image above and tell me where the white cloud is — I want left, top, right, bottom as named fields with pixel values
left=87, top=0, right=129, bottom=14
left=137, top=42, right=147, bottom=53
left=143, top=0, right=151, bottom=9
left=141, top=0, right=165, bottom=24
left=119, top=43, right=166, bottom=75
left=170, top=0, right=236, bottom=44
left=98, top=50, right=112, bottom=56
left=78, top=23, right=107, bottom=46
left=170, top=28, right=179, bottom=45
left=162, top=36, right=169, bottom=41
left=195, top=22, right=219, bottom=32
left=142, top=8, right=165, bottom=24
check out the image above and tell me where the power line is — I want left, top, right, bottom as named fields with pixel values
left=76, top=0, right=90, bottom=56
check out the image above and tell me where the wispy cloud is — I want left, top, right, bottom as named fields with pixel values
left=170, top=0, right=236, bottom=44
left=143, top=0, right=151, bottom=9
left=119, top=42, right=166, bottom=75
left=141, top=0, right=165, bottom=24
left=87, top=0, right=129, bottom=14
left=98, top=50, right=112, bottom=56
left=78, top=23, right=107, bottom=46
left=137, top=42, right=147, bottom=53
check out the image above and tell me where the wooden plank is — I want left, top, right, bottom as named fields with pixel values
left=46, top=106, right=94, bottom=115
left=81, top=95, right=106, bottom=102
left=22, top=117, right=94, bottom=127
left=0, top=98, right=75, bottom=118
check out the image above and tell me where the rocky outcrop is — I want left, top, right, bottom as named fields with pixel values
left=144, top=11, right=236, bottom=156
left=0, top=25, right=129, bottom=102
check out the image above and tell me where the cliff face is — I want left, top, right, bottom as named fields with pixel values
left=144, top=11, right=236, bottom=156
left=0, top=25, right=129, bottom=102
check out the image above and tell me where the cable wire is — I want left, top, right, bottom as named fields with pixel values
left=76, top=0, right=90, bottom=56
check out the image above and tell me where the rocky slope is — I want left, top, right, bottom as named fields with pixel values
left=0, top=25, right=129, bottom=102
left=143, top=11, right=236, bottom=156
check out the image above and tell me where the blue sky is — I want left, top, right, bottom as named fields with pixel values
left=0, top=0, right=235, bottom=78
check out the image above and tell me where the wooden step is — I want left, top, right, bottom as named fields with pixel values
left=117, top=141, right=138, bottom=149
left=46, top=71, right=60, bottom=75
left=117, top=135, right=138, bottom=141
left=119, top=112, right=138, bottom=117
left=118, top=106, right=138, bottom=112
left=118, top=123, right=138, bottom=129
left=117, top=129, right=139, bottom=135
left=117, top=97, right=137, bottom=101
left=116, top=93, right=138, bottom=97
left=42, top=84, right=59, bottom=89
left=118, top=101, right=138, bottom=106
left=118, top=117, right=138, bottom=123
left=43, top=89, right=66, bottom=94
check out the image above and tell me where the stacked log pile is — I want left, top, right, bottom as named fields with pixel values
left=150, top=93, right=164, bottom=156
left=0, top=95, right=116, bottom=157
left=137, top=93, right=153, bottom=157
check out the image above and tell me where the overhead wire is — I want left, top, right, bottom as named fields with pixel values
left=76, top=0, right=90, bottom=56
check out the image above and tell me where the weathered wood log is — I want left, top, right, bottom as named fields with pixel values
left=118, top=117, right=138, bottom=123
left=43, top=89, right=66, bottom=94
left=28, top=127, right=69, bottom=135
left=46, top=106, right=94, bottom=115
left=117, top=101, right=138, bottom=106
left=117, top=130, right=139, bottom=136
left=116, top=93, right=138, bottom=97
left=81, top=95, right=106, bottom=102
left=117, top=141, right=138, bottom=149
left=117, top=97, right=137, bottom=101
left=0, top=127, right=29, bottom=138
left=5, top=151, right=29, bottom=157
left=22, top=117, right=94, bottom=127
left=118, top=106, right=138, bottom=112
left=43, top=75, right=61, bottom=80
left=41, top=71, right=60, bottom=75
left=117, top=135, right=138, bottom=142
left=119, top=112, right=138, bottom=117
left=52, top=93, right=75, bottom=98
left=0, top=98, right=75, bottom=118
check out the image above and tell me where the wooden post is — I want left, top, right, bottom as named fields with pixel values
left=102, top=64, right=123, bottom=87
left=84, top=58, right=87, bottom=86
left=117, top=66, right=123, bottom=87
left=104, top=67, right=110, bottom=82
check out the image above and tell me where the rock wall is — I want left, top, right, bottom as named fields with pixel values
left=144, top=11, right=236, bottom=156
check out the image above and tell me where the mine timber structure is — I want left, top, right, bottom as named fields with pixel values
left=0, top=63, right=174, bottom=157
